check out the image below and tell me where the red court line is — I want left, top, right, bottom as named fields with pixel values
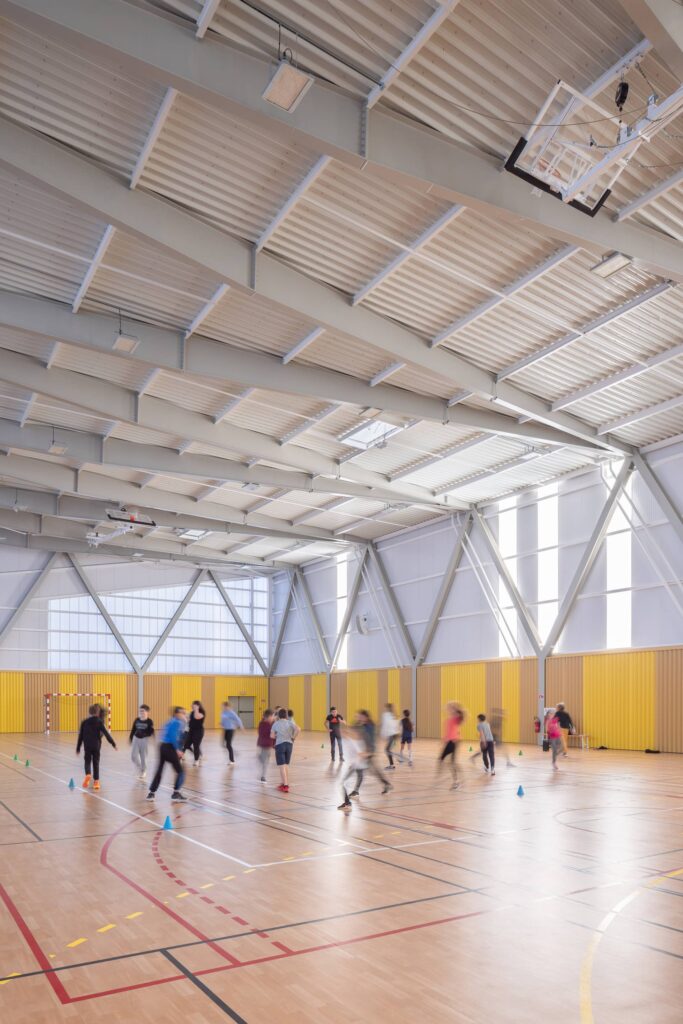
left=101, top=815, right=241, bottom=966
left=0, top=883, right=70, bottom=1005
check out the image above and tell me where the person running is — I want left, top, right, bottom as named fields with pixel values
left=257, top=708, right=275, bottom=782
left=77, top=704, right=117, bottom=791
left=438, top=702, right=464, bottom=789
left=555, top=702, right=575, bottom=756
left=337, top=723, right=367, bottom=812
left=355, top=710, right=392, bottom=795
left=220, top=701, right=244, bottom=766
left=380, top=703, right=400, bottom=769
left=399, top=709, right=414, bottom=765
left=129, top=704, right=154, bottom=780
left=325, top=706, right=345, bottom=763
left=476, top=713, right=495, bottom=776
left=147, top=707, right=188, bottom=800
left=545, top=707, right=563, bottom=770
left=271, top=707, right=299, bottom=792
left=183, top=700, right=206, bottom=766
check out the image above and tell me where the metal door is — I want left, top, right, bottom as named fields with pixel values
left=229, top=695, right=254, bottom=729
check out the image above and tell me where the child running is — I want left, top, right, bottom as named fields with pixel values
left=354, top=710, right=392, bottom=795
left=257, top=708, right=275, bottom=782
left=146, top=707, right=188, bottom=801
left=271, top=707, right=299, bottom=792
left=220, top=701, right=244, bottom=766
left=476, top=713, right=495, bottom=776
left=399, top=709, right=414, bottom=765
left=183, top=700, right=206, bottom=766
left=380, top=703, right=400, bottom=769
left=438, top=702, right=464, bottom=789
left=129, top=703, right=154, bottom=780
left=76, top=703, right=117, bottom=790
left=337, top=723, right=367, bottom=812
left=545, top=707, right=563, bottom=770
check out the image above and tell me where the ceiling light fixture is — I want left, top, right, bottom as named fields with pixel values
left=590, top=251, right=633, bottom=279
left=113, top=309, right=139, bottom=354
left=262, top=43, right=314, bottom=113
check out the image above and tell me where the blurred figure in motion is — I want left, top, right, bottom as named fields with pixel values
left=257, top=707, right=275, bottom=783
left=271, top=707, right=300, bottom=793
left=380, top=703, right=400, bottom=769
left=355, top=710, right=392, bottom=795
left=220, top=701, right=244, bottom=767
left=545, top=706, right=563, bottom=771
left=438, top=701, right=464, bottom=789
left=489, top=707, right=513, bottom=767
left=337, top=722, right=367, bottom=811
left=554, top=702, right=575, bottom=756
left=476, top=713, right=495, bottom=776
left=399, top=709, right=414, bottom=765
left=183, top=699, right=206, bottom=766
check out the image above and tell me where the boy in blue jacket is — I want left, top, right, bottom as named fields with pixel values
left=146, top=707, right=187, bottom=801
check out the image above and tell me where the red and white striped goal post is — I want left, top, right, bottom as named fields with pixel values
left=44, top=693, right=112, bottom=735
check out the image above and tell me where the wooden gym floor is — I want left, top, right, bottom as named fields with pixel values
left=0, top=731, right=681, bottom=1023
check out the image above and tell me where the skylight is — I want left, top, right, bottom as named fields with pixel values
left=340, top=419, right=402, bottom=451
left=178, top=529, right=208, bottom=541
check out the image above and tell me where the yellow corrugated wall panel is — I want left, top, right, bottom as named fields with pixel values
left=214, top=675, right=268, bottom=726
left=310, top=673, right=327, bottom=732
left=0, top=672, right=25, bottom=733
left=583, top=652, right=655, bottom=751
left=346, top=670, right=379, bottom=722
left=501, top=661, right=520, bottom=742
left=172, top=676, right=203, bottom=715
left=92, top=674, right=130, bottom=731
left=57, top=674, right=79, bottom=732
left=440, top=663, right=486, bottom=742
left=387, top=669, right=401, bottom=710
left=288, top=676, right=305, bottom=727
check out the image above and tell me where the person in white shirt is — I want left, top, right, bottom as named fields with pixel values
left=476, top=713, right=495, bottom=776
left=380, top=703, right=400, bottom=769
left=270, top=708, right=300, bottom=793
left=337, top=724, right=367, bottom=811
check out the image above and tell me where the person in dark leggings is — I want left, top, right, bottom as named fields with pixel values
left=350, top=711, right=392, bottom=797
left=325, top=706, right=345, bottom=763
left=380, top=703, right=399, bottom=769
left=438, top=702, right=463, bottom=790
left=220, top=701, right=244, bottom=766
left=476, top=713, right=495, bottom=776
left=183, top=700, right=206, bottom=766
left=337, top=724, right=367, bottom=811
left=147, top=707, right=187, bottom=801
left=77, top=704, right=117, bottom=791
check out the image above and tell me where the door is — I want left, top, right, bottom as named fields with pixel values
left=229, top=696, right=255, bottom=730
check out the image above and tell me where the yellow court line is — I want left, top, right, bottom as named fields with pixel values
left=200, top=883, right=214, bottom=890
left=67, top=938, right=87, bottom=948
left=97, top=924, right=116, bottom=933
left=223, top=875, right=235, bottom=880
left=243, top=868, right=255, bottom=874
left=176, top=892, right=190, bottom=899
left=0, top=973, right=21, bottom=985
left=579, top=865, right=683, bottom=1023
left=125, top=912, right=143, bottom=920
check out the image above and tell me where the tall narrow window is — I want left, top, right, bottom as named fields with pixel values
left=537, top=482, right=559, bottom=642
left=497, top=495, right=518, bottom=656
left=605, top=464, right=632, bottom=649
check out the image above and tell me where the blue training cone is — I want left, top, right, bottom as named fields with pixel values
left=163, top=815, right=173, bottom=831
left=68, top=778, right=75, bottom=790
left=517, top=785, right=524, bottom=797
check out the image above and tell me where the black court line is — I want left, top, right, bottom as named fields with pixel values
left=162, top=950, right=248, bottom=1022
left=0, top=800, right=42, bottom=841
left=567, top=918, right=683, bottom=961
left=0, top=889, right=471, bottom=985
left=0, top=759, right=35, bottom=782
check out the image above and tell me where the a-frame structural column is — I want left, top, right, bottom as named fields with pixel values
left=294, top=568, right=331, bottom=672
left=142, top=569, right=207, bottom=672
left=68, top=554, right=142, bottom=674
left=0, top=551, right=59, bottom=646
left=210, top=571, right=268, bottom=677
left=633, top=452, right=683, bottom=547
left=415, top=512, right=472, bottom=666
left=367, top=543, right=416, bottom=665
left=329, top=548, right=368, bottom=670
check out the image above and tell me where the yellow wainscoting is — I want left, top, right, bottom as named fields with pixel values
left=346, top=670, right=380, bottom=722
left=0, top=671, right=24, bottom=733
left=171, top=676, right=203, bottom=715
left=213, top=675, right=268, bottom=727
left=583, top=651, right=655, bottom=751
left=310, top=673, right=328, bottom=732
left=56, top=674, right=79, bottom=732
left=92, top=674, right=133, bottom=732
left=501, top=660, right=521, bottom=743
left=387, top=668, right=401, bottom=710
left=287, top=675, right=305, bottom=727
left=440, top=662, right=487, bottom=742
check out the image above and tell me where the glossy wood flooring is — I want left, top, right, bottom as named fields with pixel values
left=0, top=731, right=681, bottom=1023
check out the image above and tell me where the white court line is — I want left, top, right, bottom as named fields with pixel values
left=0, top=751, right=253, bottom=867
left=253, top=836, right=448, bottom=868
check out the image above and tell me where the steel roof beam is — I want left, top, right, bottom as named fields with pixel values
left=618, top=0, right=683, bottom=80
left=616, top=168, right=683, bottom=222
left=130, top=87, right=177, bottom=189
left=72, top=224, right=116, bottom=313
left=552, top=341, right=683, bottom=411
left=0, top=293, right=595, bottom=452
left=184, top=282, right=230, bottom=339
left=195, top=0, right=221, bottom=39
left=3, top=0, right=681, bottom=281
left=256, top=156, right=331, bottom=253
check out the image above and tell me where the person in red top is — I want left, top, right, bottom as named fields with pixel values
left=438, top=701, right=464, bottom=790
left=257, top=708, right=275, bottom=783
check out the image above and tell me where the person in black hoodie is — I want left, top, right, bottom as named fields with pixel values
left=76, top=704, right=117, bottom=790
left=555, top=702, right=575, bottom=757
left=183, top=700, right=206, bottom=766
left=129, top=704, right=155, bottom=780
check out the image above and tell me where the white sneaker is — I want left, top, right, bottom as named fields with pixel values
left=491, top=770, right=495, bottom=776
left=139, top=771, right=147, bottom=781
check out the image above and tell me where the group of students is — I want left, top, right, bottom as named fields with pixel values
left=76, top=694, right=576, bottom=803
